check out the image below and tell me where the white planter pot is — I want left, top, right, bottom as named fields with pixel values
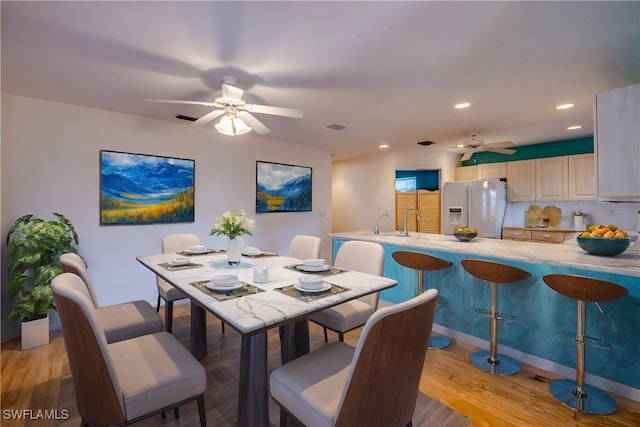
left=21, top=315, right=50, bottom=350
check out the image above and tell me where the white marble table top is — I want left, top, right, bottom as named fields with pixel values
left=331, top=231, right=640, bottom=278
left=137, top=253, right=397, bottom=334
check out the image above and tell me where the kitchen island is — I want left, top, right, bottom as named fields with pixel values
left=331, top=231, right=640, bottom=401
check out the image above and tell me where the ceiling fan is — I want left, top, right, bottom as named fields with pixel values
left=456, top=132, right=516, bottom=161
left=146, top=77, right=303, bottom=136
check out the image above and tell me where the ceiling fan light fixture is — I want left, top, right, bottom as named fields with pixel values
left=215, top=115, right=252, bottom=136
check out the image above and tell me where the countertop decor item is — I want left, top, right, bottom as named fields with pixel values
left=453, top=231, right=478, bottom=242
left=576, top=236, right=630, bottom=256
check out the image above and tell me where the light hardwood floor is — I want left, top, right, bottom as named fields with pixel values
left=2, top=304, right=638, bottom=426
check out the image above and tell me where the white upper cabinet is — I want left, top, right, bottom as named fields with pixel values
left=507, top=159, right=536, bottom=201
left=568, top=154, right=596, bottom=200
left=455, top=165, right=478, bottom=181
left=478, top=162, right=507, bottom=179
left=595, top=83, right=640, bottom=201
left=536, top=156, right=568, bottom=201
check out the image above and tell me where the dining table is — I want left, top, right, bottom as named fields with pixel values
left=136, top=249, right=397, bottom=427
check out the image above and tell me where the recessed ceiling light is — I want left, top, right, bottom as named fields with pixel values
left=567, top=125, right=582, bottom=130
left=454, top=102, right=471, bottom=109
left=556, top=103, right=574, bottom=110
left=379, top=144, right=389, bottom=149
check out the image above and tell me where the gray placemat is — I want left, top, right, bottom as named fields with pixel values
left=275, top=283, right=349, bottom=302
left=191, top=280, right=265, bottom=301
left=159, top=262, right=204, bottom=271
left=284, top=264, right=347, bottom=277
left=176, top=249, right=225, bottom=256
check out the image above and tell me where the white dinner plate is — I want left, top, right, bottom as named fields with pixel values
left=169, top=257, right=190, bottom=266
left=205, top=281, right=243, bottom=292
left=242, top=247, right=263, bottom=256
left=184, top=248, right=207, bottom=254
left=294, top=283, right=331, bottom=293
left=296, top=264, right=331, bottom=272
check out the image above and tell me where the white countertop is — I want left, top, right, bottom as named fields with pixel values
left=331, top=231, right=640, bottom=278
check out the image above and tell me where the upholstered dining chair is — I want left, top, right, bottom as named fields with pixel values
left=59, top=253, right=162, bottom=343
left=52, top=272, right=207, bottom=427
left=158, top=234, right=200, bottom=333
left=271, top=288, right=439, bottom=427
left=288, top=234, right=322, bottom=260
left=308, top=240, right=385, bottom=342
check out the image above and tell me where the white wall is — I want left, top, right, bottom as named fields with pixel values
left=332, top=147, right=458, bottom=233
left=1, top=94, right=332, bottom=341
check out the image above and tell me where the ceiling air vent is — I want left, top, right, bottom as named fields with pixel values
left=327, top=124, right=346, bottom=131
left=417, top=140, right=435, bottom=146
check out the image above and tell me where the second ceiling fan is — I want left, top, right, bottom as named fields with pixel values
left=147, top=77, right=303, bottom=135
left=456, top=132, right=516, bottom=161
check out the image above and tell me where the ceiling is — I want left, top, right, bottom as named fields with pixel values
left=2, top=1, right=639, bottom=161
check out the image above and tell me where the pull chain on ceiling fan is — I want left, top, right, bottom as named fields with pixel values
left=147, top=76, right=303, bottom=136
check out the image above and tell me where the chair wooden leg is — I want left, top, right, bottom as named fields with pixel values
left=279, top=409, right=288, bottom=427
left=166, top=301, right=174, bottom=333
left=221, top=320, right=225, bottom=333
left=197, top=395, right=206, bottom=427
left=323, top=327, right=328, bottom=342
left=156, top=295, right=161, bottom=312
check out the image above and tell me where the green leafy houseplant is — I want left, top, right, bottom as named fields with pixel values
left=6, top=213, right=79, bottom=322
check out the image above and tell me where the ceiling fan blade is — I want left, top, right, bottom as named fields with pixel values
left=460, top=150, right=473, bottom=161
left=221, top=83, right=244, bottom=102
left=190, top=109, right=225, bottom=127
left=485, top=141, right=515, bottom=148
left=237, top=111, right=270, bottom=134
left=485, top=147, right=516, bottom=155
left=146, top=98, right=216, bottom=107
left=243, top=104, right=303, bottom=119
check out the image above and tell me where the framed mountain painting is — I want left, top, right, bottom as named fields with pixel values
left=256, top=161, right=312, bottom=213
left=100, top=150, right=195, bottom=225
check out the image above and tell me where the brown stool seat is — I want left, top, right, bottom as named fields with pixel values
left=461, top=259, right=531, bottom=375
left=543, top=274, right=628, bottom=415
left=392, top=251, right=452, bottom=349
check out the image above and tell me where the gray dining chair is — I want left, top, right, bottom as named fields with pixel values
left=308, top=240, right=385, bottom=342
left=288, top=234, right=322, bottom=260
left=157, top=234, right=200, bottom=333
left=59, top=253, right=162, bottom=343
left=52, top=272, right=207, bottom=427
left=271, top=288, right=439, bottom=427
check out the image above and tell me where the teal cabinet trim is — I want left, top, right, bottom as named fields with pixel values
left=461, top=136, right=594, bottom=166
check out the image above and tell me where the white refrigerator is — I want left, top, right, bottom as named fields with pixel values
left=441, top=179, right=507, bottom=238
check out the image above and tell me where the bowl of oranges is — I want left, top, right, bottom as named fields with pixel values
left=577, top=224, right=630, bottom=256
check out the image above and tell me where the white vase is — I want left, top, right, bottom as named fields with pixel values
left=21, top=315, right=50, bottom=350
left=227, top=236, right=243, bottom=265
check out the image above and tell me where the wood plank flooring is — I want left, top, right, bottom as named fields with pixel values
left=2, top=303, right=639, bottom=426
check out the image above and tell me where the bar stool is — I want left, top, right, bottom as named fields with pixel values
left=461, top=259, right=531, bottom=375
left=543, top=274, right=628, bottom=415
left=392, top=251, right=453, bottom=349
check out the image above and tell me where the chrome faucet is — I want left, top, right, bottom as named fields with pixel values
left=402, top=208, right=421, bottom=236
left=374, top=212, right=388, bottom=235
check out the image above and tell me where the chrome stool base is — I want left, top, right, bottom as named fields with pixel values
left=549, top=379, right=616, bottom=415
left=428, top=335, right=451, bottom=350
left=470, top=350, right=520, bottom=375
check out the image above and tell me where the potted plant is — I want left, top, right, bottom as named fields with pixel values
left=6, top=213, right=79, bottom=349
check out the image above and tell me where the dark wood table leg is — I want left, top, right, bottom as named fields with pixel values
left=190, top=302, right=207, bottom=360
left=238, top=331, right=268, bottom=427
left=280, top=319, right=310, bottom=364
